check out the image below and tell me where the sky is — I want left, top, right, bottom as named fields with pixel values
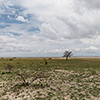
left=0, top=0, right=100, bottom=57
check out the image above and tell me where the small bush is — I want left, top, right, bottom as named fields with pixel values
left=48, top=58, right=52, bottom=60
left=1, top=72, right=5, bottom=75
left=5, top=64, right=47, bottom=87
left=45, top=61, right=48, bottom=65
left=10, top=59, right=13, bottom=61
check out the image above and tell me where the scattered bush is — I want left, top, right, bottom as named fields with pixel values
left=45, top=61, right=48, bottom=65
left=10, top=59, right=13, bottom=61
left=48, top=58, right=52, bottom=60
left=6, top=64, right=47, bottom=87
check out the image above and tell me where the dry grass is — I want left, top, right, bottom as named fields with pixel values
left=0, top=58, right=100, bottom=99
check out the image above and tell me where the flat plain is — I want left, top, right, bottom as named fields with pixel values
left=0, top=57, right=100, bottom=100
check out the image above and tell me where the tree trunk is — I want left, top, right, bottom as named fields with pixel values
left=66, top=57, right=68, bottom=61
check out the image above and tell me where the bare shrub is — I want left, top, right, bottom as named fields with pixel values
left=6, top=64, right=47, bottom=87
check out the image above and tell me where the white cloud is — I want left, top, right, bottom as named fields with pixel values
left=15, top=0, right=100, bottom=39
left=2, top=0, right=100, bottom=39
left=39, top=23, right=60, bottom=40
left=16, top=16, right=28, bottom=22
left=81, top=0, right=100, bottom=9
left=1, top=0, right=100, bottom=56
left=0, top=0, right=16, bottom=15
left=80, top=36, right=100, bottom=45
left=85, top=46, right=98, bottom=51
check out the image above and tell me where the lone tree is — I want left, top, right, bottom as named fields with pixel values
left=63, top=50, right=73, bottom=61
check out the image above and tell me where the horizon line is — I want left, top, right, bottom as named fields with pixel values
left=1, top=56, right=100, bottom=58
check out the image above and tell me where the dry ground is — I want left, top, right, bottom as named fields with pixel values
left=0, top=58, right=100, bottom=100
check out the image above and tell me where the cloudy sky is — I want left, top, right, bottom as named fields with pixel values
left=0, top=0, right=100, bottom=57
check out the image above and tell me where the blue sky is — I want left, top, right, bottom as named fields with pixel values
left=0, top=0, right=100, bottom=57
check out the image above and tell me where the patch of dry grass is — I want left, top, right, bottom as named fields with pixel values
left=0, top=58, right=100, bottom=99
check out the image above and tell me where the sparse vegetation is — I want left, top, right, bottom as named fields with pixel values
left=0, top=57, right=100, bottom=99
left=6, top=64, right=47, bottom=86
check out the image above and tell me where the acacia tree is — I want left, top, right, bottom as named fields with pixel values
left=63, top=50, right=73, bottom=61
